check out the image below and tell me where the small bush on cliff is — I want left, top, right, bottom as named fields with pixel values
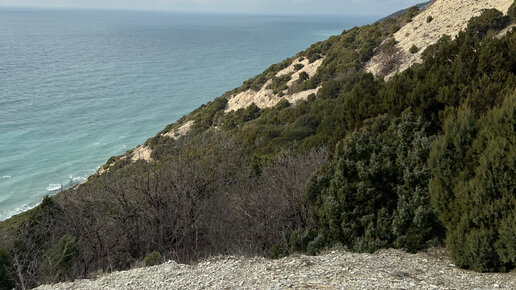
left=429, top=92, right=516, bottom=272
left=268, top=74, right=292, bottom=94
left=405, top=6, right=420, bottom=23
left=294, top=63, right=304, bottom=71
left=241, top=103, right=261, bottom=123
left=299, top=72, right=310, bottom=81
left=466, top=9, right=509, bottom=38
left=381, top=38, right=397, bottom=53
left=144, top=252, right=161, bottom=266
left=191, top=97, right=228, bottom=133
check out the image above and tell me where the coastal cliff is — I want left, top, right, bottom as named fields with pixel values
left=1, top=0, right=516, bottom=288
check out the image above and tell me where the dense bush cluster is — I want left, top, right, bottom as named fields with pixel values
left=304, top=113, right=443, bottom=253
left=1, top=7, right=515, bottom=288
left=466, top=8, right=510, bottom=38
left=429, top=93, right=516, bottom=272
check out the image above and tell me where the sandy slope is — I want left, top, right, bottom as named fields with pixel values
left=225, top=58, right=324, bottom=112
left=366, top=0, right=514, bottom=78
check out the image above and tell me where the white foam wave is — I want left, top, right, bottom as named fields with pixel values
left=2, top=175, right=11, bottom=179
left=69, top=175, right=87, bottom=182
left=0, top=203, right=38, bottom=221
left=46, top=183, right=63, bottom=191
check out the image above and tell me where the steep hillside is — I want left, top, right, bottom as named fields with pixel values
left=1, top=1, right=516, bottom=288
left=367, top=0, right=514, bottom=78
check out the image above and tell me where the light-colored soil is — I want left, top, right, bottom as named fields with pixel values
left=225, top=57, right=324, bottom=112
left=130, top=145, right=153, bottom=162
left=36, top=248, right=516, bottom=289
left=366, top=0, right=514, bottom=79
left=163, top=120, right=194, bottom=139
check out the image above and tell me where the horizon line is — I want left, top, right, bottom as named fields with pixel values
left=0, top=5, right=385, bottom=18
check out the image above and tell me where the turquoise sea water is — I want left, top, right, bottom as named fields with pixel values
left=0, top=8, right=376, bottom=220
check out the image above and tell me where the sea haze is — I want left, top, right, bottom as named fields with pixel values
left=0, top=8, right=376, bottom=220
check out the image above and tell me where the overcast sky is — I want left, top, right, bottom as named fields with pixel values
left=0, top=0, right=425, bottom=16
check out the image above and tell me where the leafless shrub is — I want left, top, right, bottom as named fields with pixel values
left=288, top=81, right=301, bottom=94
left=379, top=46, right=403, bottom=78
left=4, top=132, right=328, bottom=288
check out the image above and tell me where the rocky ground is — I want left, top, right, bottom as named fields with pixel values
left=37, top=247, right=516, bottom=289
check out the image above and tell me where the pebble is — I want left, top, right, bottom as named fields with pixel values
left=35, top=248, right=516, bottom=289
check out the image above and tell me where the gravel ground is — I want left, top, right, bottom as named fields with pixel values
left=36, top=248, right=516, bottom=289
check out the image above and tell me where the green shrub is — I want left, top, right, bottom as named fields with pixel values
left=466, top=9, right=510, bottom=38
left=427, top=16, right=434, bottom=23
left=299, top=72, right=310, bottom=81
left=143, top=251, right=161, bottom=266
left=241, top=103, right=261, bottom=123
left=268, top=74, right=292, bottom=94
left=42, top=235, right=79, bottom=281
left=409, top=45, right=419, bottom=54
left=191, top=97, right=228, bottom=133
left=274, top=99, right=290, bottom=110
left=405, top=6, right=420, bottom=23
left=508, top=1, right=516, bottom=22
left=317, top=80, right=342, bottom=100
left=304, top=112, right=443, bottom=253
left=381, top=38, right=397, bottom=53
left=233, top=58, right=294, bottom=93
left=429, top=93, right=516, bottom=272
left=390, top=24, right=401, bottom=34
left=308, top=53, right=322, bottom=63
left=294, top=63, right=304, bottom=71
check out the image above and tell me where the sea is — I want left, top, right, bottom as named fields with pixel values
left=0, top=8, right=376, bottom=221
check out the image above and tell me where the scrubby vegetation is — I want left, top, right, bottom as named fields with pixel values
left=404, top=6, right=420, bottom=23
left=429, top=93, right=516, bottom=272
left=304, top=112, right=443, bottom=254
left=509, top=1, right=516, bottom=22
left=143, top=251, right=162, bottom=267
left=1, top=6, right=515, bottom=289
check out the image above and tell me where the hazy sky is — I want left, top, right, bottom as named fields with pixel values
left=0, top=0, right=426, bottom=16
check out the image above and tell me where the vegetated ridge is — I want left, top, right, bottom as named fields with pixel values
left=376, top=0, right=434, bottom=23
left=1, top=0, right=516, bottom=289
left=366, top=0, right=515, bottom=79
